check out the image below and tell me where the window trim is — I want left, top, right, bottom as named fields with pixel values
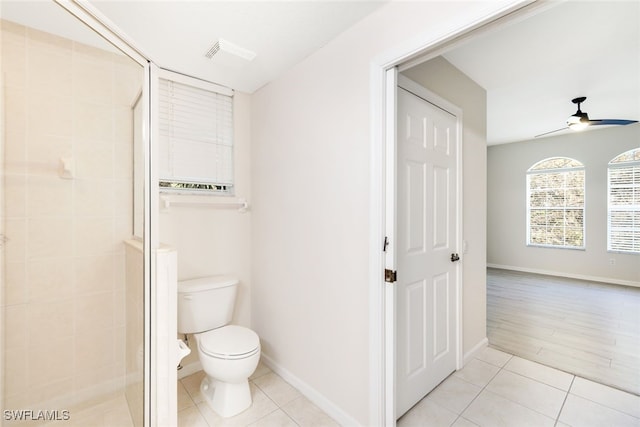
left=526, top=157, right=586, bottom=250
left=607, top=149, right=640, bottom=254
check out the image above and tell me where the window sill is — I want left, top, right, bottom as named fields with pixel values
left=526, top=244, right=586, bottom=251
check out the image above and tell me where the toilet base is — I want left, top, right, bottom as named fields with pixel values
left=200, top=376, right=252, bottom=418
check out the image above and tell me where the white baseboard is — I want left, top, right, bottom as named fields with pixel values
left=260, top=353, right=362, bottom=427
left=487, top=264, right=640, bottom=288
left=463, top=337, right=488, bottom=365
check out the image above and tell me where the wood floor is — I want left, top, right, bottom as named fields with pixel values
left=487, top=268, right=640, bottom=396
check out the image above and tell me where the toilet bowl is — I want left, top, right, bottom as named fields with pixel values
left=196, top=325, right=260, bottom=417
left=177, top=276, right=261, bottom=418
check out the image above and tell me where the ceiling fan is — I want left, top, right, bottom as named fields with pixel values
left=535, top=96, right=638, bottom=138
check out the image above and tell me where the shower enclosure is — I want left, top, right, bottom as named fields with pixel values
left=1, top=1, right=151, bottom=425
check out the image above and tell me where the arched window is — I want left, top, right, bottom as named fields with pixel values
left=608, top=148, right=640, bottom=253
left=527, top=157, right=585, bottom=248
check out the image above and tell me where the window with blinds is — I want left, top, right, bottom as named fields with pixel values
left=158, top=72, right=234, bottom=194
left=608, top=148, right=640, bottom=253
left=526, top=157, right=585, bottom=249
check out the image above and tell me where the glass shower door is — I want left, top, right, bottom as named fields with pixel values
left=0, top=1, right=148, bottom=425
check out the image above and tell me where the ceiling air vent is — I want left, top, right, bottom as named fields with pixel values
left=204, top=39, right=256, bottom=67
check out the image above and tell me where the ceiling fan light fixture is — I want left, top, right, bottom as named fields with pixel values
left=536, top=96, right=637, bottom=138
left=567, top=112, right=589, bottom=130
left=568, top=122, right=588, bottom=131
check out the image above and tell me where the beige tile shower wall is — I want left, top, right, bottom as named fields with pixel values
left=1, top=20, right=142, bottom=410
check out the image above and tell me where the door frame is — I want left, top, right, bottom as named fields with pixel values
left=367, top=1, right=544, bottom=425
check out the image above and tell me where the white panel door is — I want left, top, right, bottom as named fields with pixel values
left=395, top=85, right=459, bottom=418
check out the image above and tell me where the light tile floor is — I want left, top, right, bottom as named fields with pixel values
left=398, top=346, right=640, bottom=427
left=178, top=361, right=339, bottom=427
left=35, top=348, right=639, bottom=426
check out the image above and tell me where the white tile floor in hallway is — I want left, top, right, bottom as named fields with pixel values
left=398, top=346, right=640, bottom=427
left=178, top=361, right=339, bottom=427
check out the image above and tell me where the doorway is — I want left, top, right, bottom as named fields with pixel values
left=369, top=2, right=549, bottom=425
left=393, top=76, right=462, bottom=417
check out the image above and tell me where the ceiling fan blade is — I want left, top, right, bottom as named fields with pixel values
left=535, top=97, right=637, bottom=139
left=535, top=127, right=568, bottom=138
left=588, top=119, right=639, bottom=126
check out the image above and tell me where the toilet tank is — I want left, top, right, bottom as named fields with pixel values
left=177, top=276, right=239, bottom=334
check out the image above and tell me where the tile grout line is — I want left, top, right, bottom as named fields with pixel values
left=178, top=375, right=211, bottom=427
left=553, top=375, right=575, bottom=427
left=501, top=363, right=574, bottom=394
left=247, top=377, right=278, bottom=427
left=192, top=399, right=211, bottom=427
left=448, top=355, right=511, bottom=426
left=251, top=406, right=298, bottom=427
left=565, top=380, right=640, bottom=421
left=178, top=365, right=310, bottom=427
left=248, top=374, right=303, bottom=427
left=278, top=397, right=304, bottom=427
left=473, top=354, right=571, bottom=424
left=458, top=351, right=640, bottom=426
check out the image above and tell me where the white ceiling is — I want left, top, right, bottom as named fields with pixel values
left=1, top=1, right=387, bottom=92
left=89, top=0, right=387, bottom=93
left=441, top=0, right=640, bottom=145
left=2, top=1, right=638, bottom=145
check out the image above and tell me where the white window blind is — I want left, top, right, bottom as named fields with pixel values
left=526, top=157, right=585, bottom=249
left=608, top=148, right=640, bottom=253
left=158, top=75, right=234, bottom=193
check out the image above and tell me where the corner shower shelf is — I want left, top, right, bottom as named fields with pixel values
left=160, top=195, right=249, bottom=212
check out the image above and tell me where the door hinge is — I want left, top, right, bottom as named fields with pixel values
left=383, top=236, right=389, bottom=252
left=385, top=269, right=397, bottom=283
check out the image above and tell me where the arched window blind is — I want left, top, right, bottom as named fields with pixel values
left=158, top=72, right=234, bottom=194
left=608, top=148, right=640, bottom=253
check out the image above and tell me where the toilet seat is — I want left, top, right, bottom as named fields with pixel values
left=199, top=325, right=260, bottom=360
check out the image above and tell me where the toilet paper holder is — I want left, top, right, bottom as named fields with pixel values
left=177, top=339, right=191, bottom=370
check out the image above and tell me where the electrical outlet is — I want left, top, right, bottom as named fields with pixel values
left=609, top=258, right=616, bottom=266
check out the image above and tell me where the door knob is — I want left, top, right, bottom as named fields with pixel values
left=450, top=253, right=460, bottom=262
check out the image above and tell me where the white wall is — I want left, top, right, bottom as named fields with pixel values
left=402, top=56, right=488, bottom=356
left=250, top=2, right=514, bottom=424
left=160, top=93, right=252, bottom=366
left=487, top=124, right=640, bottom=285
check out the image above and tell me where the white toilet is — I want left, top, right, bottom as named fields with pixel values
left=177, top=276, right=260, bottom=418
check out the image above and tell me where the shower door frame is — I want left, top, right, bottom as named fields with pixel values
left=52, top=1, right=160, bottom=426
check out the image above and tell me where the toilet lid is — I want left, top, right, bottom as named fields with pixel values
left=199, top=325, right=260, bottom=358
